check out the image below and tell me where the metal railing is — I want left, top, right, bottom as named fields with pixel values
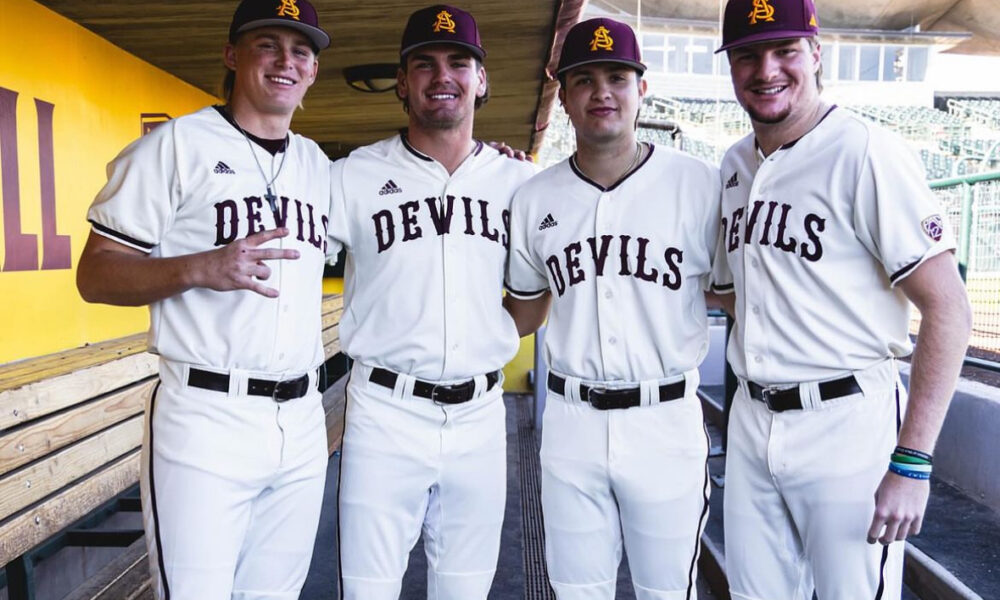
left=929, top=171, right=1000, bottom=372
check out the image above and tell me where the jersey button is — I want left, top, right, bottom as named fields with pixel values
left=751, top=306, right=760, bottom=315
left=608, top=336, right=617, bottom=345
left=754, top=355, right=763, bottom=363
left=751, top=258, right=760, bottom=268
left=604, top=290, right=613, bottom=299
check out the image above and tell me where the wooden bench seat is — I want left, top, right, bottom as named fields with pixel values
left=0, top=294, right=346, bottom=599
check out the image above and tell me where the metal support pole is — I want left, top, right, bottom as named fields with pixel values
left=6, top=556, right=35, bottom=600
left=958, top=182, right=974, bottom=281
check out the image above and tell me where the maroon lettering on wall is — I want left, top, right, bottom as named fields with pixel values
left=0, top=87, right=39, bottom=271
left=36, top=99, right=71, bottom=269
left=141, top=113, right=171, bottom=136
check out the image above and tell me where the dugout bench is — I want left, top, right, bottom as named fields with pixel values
left=0, top=295, right=348, bottom=600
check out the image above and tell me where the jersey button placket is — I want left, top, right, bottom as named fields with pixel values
left=742, top=171, right=769, bottom=381
left=440, top=183, right=462, bottom=375
left=595, top=191, right=624, bottom=377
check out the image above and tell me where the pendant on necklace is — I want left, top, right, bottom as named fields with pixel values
left=265, top=187, right=278, bottom=213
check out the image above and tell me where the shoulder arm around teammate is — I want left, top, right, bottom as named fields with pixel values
left=503, top=292, right=552, bottom=337
left=326, top=156, right=350, bottom=261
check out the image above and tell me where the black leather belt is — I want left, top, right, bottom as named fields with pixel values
left=369, top=367, right=500, bottom=404
left=746, top=375, right=862, bottom=412
left=547, top=373, right=686, bottom=410
left=187, top=367, right=313, bottom=402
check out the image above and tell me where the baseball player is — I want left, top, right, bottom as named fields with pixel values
left=327, top=5, right=536, bottom=599
left=505, top=18, right=722, bottom=599
left=711, top=1, right=972, bottom=598
left=76, top=1, right=333, bottom=597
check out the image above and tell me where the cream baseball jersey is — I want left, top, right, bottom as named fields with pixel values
left=88, top=106, right=333, bottom=373
left=328, top=134, right=537, bottom=381
left=506, top=145, right=721, bottom=382
left=711, top=106, right=956, bottom=384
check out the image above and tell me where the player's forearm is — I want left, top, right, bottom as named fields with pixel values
left=897, top=276, right=971, bottom=453
left=78, top=249, right=202, bottom=306
left=706, top=291, right=735, bottom=317
left=504, top=292, right=552, bottom=337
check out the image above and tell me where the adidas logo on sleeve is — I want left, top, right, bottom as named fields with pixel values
left=378, top=180, right=403, bottom=195
left=725, top=172, right=738, bottom=189
left=214, top=161, right=236, bottom=175
left=538, top=213, right=558, bottom=230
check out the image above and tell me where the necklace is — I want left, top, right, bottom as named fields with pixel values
left=573, top=141, right=643, bottom=186
left=619, top=142, right=642, bottom=180
left=230, top=110, right=289, bottom=216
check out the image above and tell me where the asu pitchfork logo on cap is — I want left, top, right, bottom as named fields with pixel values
left=589, top=25, right=614, bottom=51
left=433, top=9, right=457, bottom=33
left=748, top=0, right=776, bottom=25
left=277, top=0, right=301, bottom=20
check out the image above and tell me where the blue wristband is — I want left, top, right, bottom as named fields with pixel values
left=889, top=462, right=931, bottom=480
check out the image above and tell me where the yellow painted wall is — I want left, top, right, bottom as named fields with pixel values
left=0, top=0, right=215, bottom=363
left=0, top=0, right=538, bottom=386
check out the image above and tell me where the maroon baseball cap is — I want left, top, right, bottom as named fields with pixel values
left=557, top=18, right=646, bottom=77
left=400, top=5, right=486, bottom=61
left=230, top=0, right=330, bottom=51
left=716, top=0, right=819, bottom=53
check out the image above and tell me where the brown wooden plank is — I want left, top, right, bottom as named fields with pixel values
left=321, top=294, right=344, bottom=312
left=0, top=381, right=150, bottom=475
left=0, top=353, right=157, bottom=431
left=59, top=535, right=150, bottom=600
left=0, top=416, right=143, bottom=521
left=321, top=308, right=344, bottom=330
left=0, top=451, right=140, bottom=568
left=322, top=377, right=348, bottom=456
left=0, top=334, right=148, bottom=388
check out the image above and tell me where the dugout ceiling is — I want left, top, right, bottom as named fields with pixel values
left=36, top=0, right=998, bottom=156
left=36, top=0, right=584, bottom=157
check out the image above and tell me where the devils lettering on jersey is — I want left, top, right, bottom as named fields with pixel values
left=370, top=195, right=510, bottom=253
left=214, top=195, right=329, bottom=252
left=723, top=200, right=824, bottom=262
left=545, top=235, right=684, bottom=296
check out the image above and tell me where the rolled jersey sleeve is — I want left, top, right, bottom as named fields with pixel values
left=87, top=121, right=180, bottom=253
left=701, top=167, right=724, bottom=291
left=853, top=128, right=957, bottom=286
left=504, top=189, right=548, bottom=299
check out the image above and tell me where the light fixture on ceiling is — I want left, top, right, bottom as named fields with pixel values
left=343, top=63, right=399, bottom=93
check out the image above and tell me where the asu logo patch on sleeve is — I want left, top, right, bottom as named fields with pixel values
left=921, top=214, right=944, bottom=242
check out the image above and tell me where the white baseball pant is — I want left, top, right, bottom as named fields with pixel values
left=540, top=369, right=710, bottom=599
left=141, top=360, right=329, bottom=600
left=337, top=362, right=507, bottom=600
left=724, top=358, right=906, bottom=600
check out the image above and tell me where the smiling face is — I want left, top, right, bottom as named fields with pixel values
left=397, top=44, right=487, bottom=132
left=224, top=26, right=318, bottom=118
left=728, top=37, right=821, bottom=128
left=559, top=63, right=646, bottom=147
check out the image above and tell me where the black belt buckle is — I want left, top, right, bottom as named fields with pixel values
left=759, top=386, right=781, bottom=411
left=586, top=386, right=639, bottom=410
left=429, top=380, right=474, bottom=404
left=271, top=376, right=306, bottom=402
